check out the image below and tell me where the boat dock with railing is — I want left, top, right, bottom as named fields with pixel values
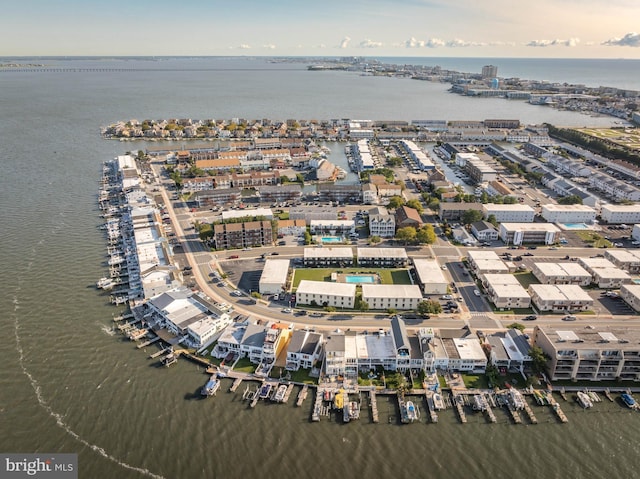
left=296, top=385, right=308, bottom=407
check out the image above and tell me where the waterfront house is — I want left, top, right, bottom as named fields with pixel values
left=285, top=329, right=324, bottom=371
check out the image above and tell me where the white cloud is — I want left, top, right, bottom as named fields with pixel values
left=446, top=38, right=486, bottom=47
left=526, top=38, right=580, bottom=47
left=262, top=44, right=276, bottom=50
left=359, top=39, right=383, bottom=48
left=405, top=37, right=425, bottom=48
left=237, top=44, right=251, bottom=50
left=425, top=38, right=445, bottom=48
left=339, top=36, right=351, bottom=49
left=602, top=32, right=640, bottom=47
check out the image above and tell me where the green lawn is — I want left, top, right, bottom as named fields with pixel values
left=514, top=272, right=539, bottom=289
left=462, top=374, right=489, bottom=390
left=232, top=357, right=256, bottom=374
left=292, top=268, right=412, bottom=289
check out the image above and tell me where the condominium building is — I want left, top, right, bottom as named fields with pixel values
left=499, top=223, right=560, bottom=245
left=258, top=259, right=290, bottom=295
left=309, top=220, right=355, bottom=235
left=528, top=284, right=594, bottom=312
left=193, top=188, right=242, bottom=207
left=368, top=213, right=396, bottom=238
left=578, top=257, right=633, bottom=288
left=483, top=204, right=535, bottom=223
left=303, top=247, right=354, bottom=267
left=620, top=284, right=640, bottom=312
left=295, top=280, right=356, bottom=308
left=601, top=205, right=640, bottom=224
left=604, top=249, right=640, bottom=274
left=531, top=262, right=592, bottom=286
left=467, top=250, right=510, bottom=275
left=213, top=220, right=273, bottom=249
left=361, top=284, right=423, bottom=311
left=356, top=247, right=408, bottom=267
left=540, top=204, right=596, bottom=224
left=285, top=329, right=324, bottom=371
left=533, top=326, right=640, bottom=382
left=481, top=274, right=531, bottom=309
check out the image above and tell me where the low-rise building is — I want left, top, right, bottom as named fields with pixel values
left=438, top=202, right=484, bottom=221
left=258, top=259, right=290, bottom=295
left=193, top=188, right=242, bottom=207
left=578, top=257, right=633, bottom=288
left=620, top=284, right=640, bottom=312
left=295, top=280, right=356, bottom=308
left=285, top=329, right=324, bottom=371
left=290, top=206, right=337, bottom=221
left=486, top=329, right=532, bottom=372
left=528, top=284, right=594, bottom=312
left=368, top=212, right=396, bottom=238
left=413, top=258, right=448, bottom=295
left=481, top=274, right=531, bottom=309
left=531, top=262, right=592, bottom=286
left=276, top=219, right=307, bottom=236
left=357, top=247, right=408, bottom=267
left=604, top=249, right=640, bottom=274
left=533, top=325, right=640, bottom=382
left=540, top=204, right=596, bottom=224
left=395, top=205, right=423, bottom=228
left=467, top=250, right=509, bottom=275
left=213, top=220, right=273, bottom=249
left=221, top=207, right=274, bottom=222
left=601, top=205, right=640, bottom=224
left=309, top=219, right=355, bottom=235
left=471, top=220, right=499, bottom=241
left=499, top=223, right=560, bottom=245
left=483, top=203, right=535, bottom=223
left=303, top=247, right=354, bottom=267
left=361, top=284, right=423, bottom=311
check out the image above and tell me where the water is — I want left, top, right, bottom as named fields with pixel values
left=344, top=275, right=376, bottom=284
left=1, top=56, right=640, bottom=479
left=320, top=236, right=344, bottom=243
left=562, top=223, right=591, bottom=230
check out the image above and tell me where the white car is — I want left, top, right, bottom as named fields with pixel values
left=473, top=289, right=481, bottom=296
left=282, top=308, right=292, bottom=314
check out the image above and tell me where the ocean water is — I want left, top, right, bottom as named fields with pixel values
left=1, top=56, right=639, bottom=479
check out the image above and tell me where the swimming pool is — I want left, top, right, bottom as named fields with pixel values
left=321, top=236, right=342, bottom=243
left=345, top=275, right=376, bottom=283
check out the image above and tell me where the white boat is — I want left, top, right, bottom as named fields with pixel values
left=405, top=401, right=418, bottom=422
left=348, top=401, right=360, bottom=421
left=576, top=391, right=593, bottom=408
left=96, top=277, right=115, bottom=290
left=273, top=384, right=287, bottom=402
left=433, top=393, right=445, bottom=410
left=201, top=377, right=220, bottom=397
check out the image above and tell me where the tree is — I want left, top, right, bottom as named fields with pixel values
left=503, top=196, right=518, bottom=204
left=428, top=197, right=440, bottom=211
left=369, top=235, right=381, bottom=245
left=506, top=322, right=525, bottom=332
left=417, top=299, right=442, bottom=315
left=395, top=226, right=417, bottom=244
left=487, top=214, right=498, bottom=227
left=406, top=199, right=424, bottom=215
left=462, top=209, right=483, bottom=225
left=387, top=196, right=405, bottom=209
left=557, top=194, right=583, bottom=205
left=304, top=230, right=312, bottom=245
left=416, top=225, right=436, bottom=244
left=387, top=156, right=403, bottom=167
left=529, top=346, right=549, bottom=374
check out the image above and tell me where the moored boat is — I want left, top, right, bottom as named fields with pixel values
left=432, top=393, right=445, bottom=410
left=201, top=377, right=220, bottom=397
left=621, top=393, right=637, bottom=409
left=258, top=382, right=272, bottom=399
left=273, top=384, right=287, bottom=402
left=576, top=391, right=593, bottom=408
left=405, top=400, right=419, bottom=422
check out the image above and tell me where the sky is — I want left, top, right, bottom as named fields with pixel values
left=3, top=0, right=640, bottom=58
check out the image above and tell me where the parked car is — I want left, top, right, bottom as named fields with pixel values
left=523, top=315, right=538, bottom=321
left=229, top=255, right=239, bottom=259
left=562, top=315, right=577, bottom=321
left=473, top=289, right=481, bottom=296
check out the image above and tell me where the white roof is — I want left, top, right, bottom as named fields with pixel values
left=500, top=223, right=561, bottom=232
left=361, top=284, right=423, bottom=300
left=483, top=203, right=536, bottom=213
left=605, top=249, right=640, bottom=262
left=357, top=247, right=407, bottom=259
left=483, top=274, right=530, bottom=299
left=259, top=259, right=290, bottom=285
left=602, top=204, right=640, bottom=212
left=452, top=337, right=485, bottom=360
left=557, top=331, right=580, bottom=341
left=356, top=334, right=396, bottom=360
left=304, top=247, right=353, bottom=259
left=222, top=208, right=273, bottom=221
left=413, top=258, right=447, bottom=284
left=541, top=204, right=596, bottom=213
left=296, top=280, right=356, bottom=297
left=533, top=262, right=590, bottom=277
left=578, top=257, right=616, bottom=269
left=529, top=284, right=593, bottom=302
left=310, top=219, right=355, bottom=227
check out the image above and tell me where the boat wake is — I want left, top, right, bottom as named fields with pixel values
left=99, top=323, right=117, bottom=337
left=11, top=254, right=166, bottom=479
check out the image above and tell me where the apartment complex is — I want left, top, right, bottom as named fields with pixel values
left=499, top=223, right=560, bottom=245
left=213, top=220, right=273, bottom=249
left=481, top=274, right=531, bottom=309
left=531, top=262, right=592, bottom=286
left=413, top=258, right=448, bottom=295
left=528, top=284, right=594, bottom=312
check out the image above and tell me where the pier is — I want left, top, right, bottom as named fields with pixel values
left=136, top=335, right=160, bottom=348
left=250, top=385, right=261, bottom=408
left=452, top=393, right=467, bottom=424
left=424, top=391, right=439, bottom=424
left=522, top=401, right=538, bottom=424
left=296, top=385, right=308, bottom=407
left=282, top=383, right=295, bottom=404
left=369, top=390, right=379, bottom=423
left=149, top=347, right=171, bottom=359
left=312, top=389, right=324, bottom=421
left=547, top=393, right=569, bottom=423
left=229, top=378, right=243, bottom=393
left=483, top=396, right=497, bottom=424
left=604, top=389, right=614, bottom=402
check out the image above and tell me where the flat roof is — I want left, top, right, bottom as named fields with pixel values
left=310, top=219, right=355, bottom=226
left=602, top=204, right=640, bottom=212
left=529, top=284, right=593, bottom=302
left=541, top=204, right=596, bottom=212
left=483, top=203, right=536, bottom=212
left=356, top=334, right=396, bottom=360
left=222, top=208, right=273, bottom=221
left=483, top=274, right=530, bottom=299
left=537, top=325, right=640, bottom=350
left=304, top=247, right=354, bottom=259
left=413, top=258, right=447, bottom=285
left=357, top=247, right=407, bottom=259
left=259, top=259, right=290, bottom=285
left=500, top=223, right=561, bottom=232
left=296, top=280, right=356, bottom=297
left=578, top=257, right=616, bottom=269
left=361, top=284, right=423, bottom=300
left=452, top=337, right=486, bottom=361
left=533, top=262, right=590, bottom=277
left=605, top=249, right=640, bottom=262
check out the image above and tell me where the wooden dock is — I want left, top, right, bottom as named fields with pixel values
left=548, top=394, right=569, bottom=423
left=112, top=312, right=134, bottom=322
left=296, top=385, right=308, bottom=407
left=424, top=392, right=439, bottom=423
left=136, top=336, right=160, bottom=349
left=250, top=387, right=261, bottom=408
left=282, top=383, right=295, bottom=404
left=452, top=394, right=467, bottom=424
left=369, top=390, right=379, bottom=423
left=149, top=347, right=171, bottom=359
left=229, top=378, right=243, bottom=393
left=604, top=388, right=614, bottom=402
left=312, top=389, right=324, bottom=421
left=559, top=387, right=568, bottom=402
left=507, top=406, right=522, bottom=424
left=484, top=398, right=497, bottom=424
left=522, top=401, right=538, bottom=424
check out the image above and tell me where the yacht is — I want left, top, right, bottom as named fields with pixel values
left=576, top=391, right=593, bottom=408
left=621, top=393, right=637, bottom=409
left=273, top=384, right=287, bottom=403
left=201, top=377, right=220, bottom=397
left=432, top=393, right=445, bottom=410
